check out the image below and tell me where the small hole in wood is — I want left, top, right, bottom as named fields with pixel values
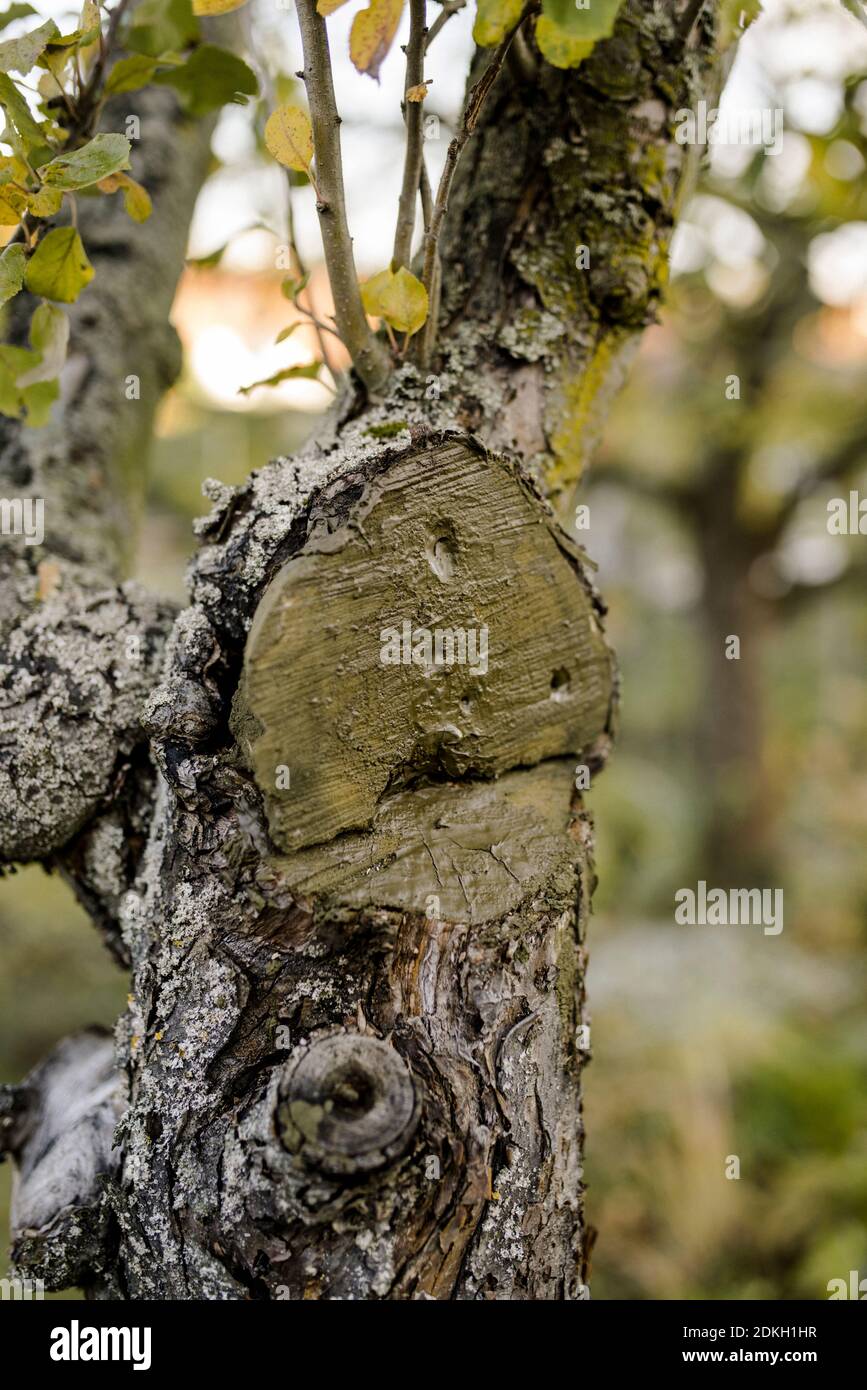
left=550, top=668, right=571, bottom=700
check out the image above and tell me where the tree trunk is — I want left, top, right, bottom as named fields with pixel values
left=1, top=2, right=720, bottom=1299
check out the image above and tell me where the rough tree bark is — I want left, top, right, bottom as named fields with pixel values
left=1, top=1, right=720, bottom=1299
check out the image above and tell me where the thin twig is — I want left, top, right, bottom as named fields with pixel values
left=78, top=0, right=135, bottom=126
left=239, top=7, right=342, bottom=387
left=392, top=0, right=426, bottom=269
left=419, top=161, right=433, bottom=233
left=420, top=0, right=538, bottom=362
left=296, top=0, right=391, bottom=393
left=425, top=0, right=466, bottom=51
left=286, top=182, right=342, bottom=387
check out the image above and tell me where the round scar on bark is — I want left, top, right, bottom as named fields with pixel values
left=278, top=1035, right=420, bottom=1176
left=232, top=438, right=614, bottom=853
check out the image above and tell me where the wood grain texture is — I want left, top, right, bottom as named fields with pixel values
left=235, top=438, right=614, bottom=853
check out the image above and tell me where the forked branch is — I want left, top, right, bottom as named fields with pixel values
left=296, top=0, right=391, bottom=393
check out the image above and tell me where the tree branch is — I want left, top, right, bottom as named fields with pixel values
left=393, top=0, right=427, bottom=269
left=296, top=0, right=391, bottom=394
left=0, top=86, right=214, bottom=865
left=424, top=0, right=466, bottom=51
left=420, top=0, right=538, bottom=362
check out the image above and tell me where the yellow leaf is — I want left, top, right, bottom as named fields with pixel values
left=317, top=0, right=351, bottom=12
left=535, top=15, right=595, bottom=70
left=361, top=265, right=428, bottom=336
left=192, top=0, right=249, bottom=13
left=264, top=104, right=314, bottom=173
left=473, top=0, right=523, bottom=46
left=79, top=0, right=101, bottom=39
left=406, top=80, right=429, bottom=102
left=0, top=182, right=26, bottom=224
left=27, top=186, right=63, bottom=218
left=98, top=171, right=152, bottom=223
left=350, top=0, right=403, bottom=81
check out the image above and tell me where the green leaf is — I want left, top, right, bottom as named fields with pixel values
left=238, top=361, right=321, bottom=395
left=42, top=133, right=131, bottom=190
left=20, top=376, right=58, bottom=425
left=0, top=341, right=57, bottom=423
left=16, top=300, right=68, bottom=386
left=154, top=44, right=258, bottom=115
left=473, top=0, right=523, bottom=47
left=535, top=14, right=595, bottom=68
left=0, top=353, right=22, bottom=415
left=275, top=323, right=301, bottom=344
left=361, top=265, right=428, bottom=336
left=0, top=17, right=57, bottom=73
left=0, top=5, right=37, bottom=36
left=841, top=0, right=867, bottom=24
left=124, top=0, right=199, bottom=57
left=24, top=226, right=94, bottom=303
left=104, top=53, right=158, bottom=95
left=0, top=70, right=54, bottom=166
left=281, top=273, right=310, bottom=300
left=0, top=241, right=25, bottom=304
left=541, top=0, right=625, bottom=39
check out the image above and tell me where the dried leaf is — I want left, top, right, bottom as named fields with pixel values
left=406, top=80, right=429, bottom=101
left=265, top=104, right=314, bottom=173
left=350, top=0, right=403, bottom=81
left=98, top=170, right=153, bottom=222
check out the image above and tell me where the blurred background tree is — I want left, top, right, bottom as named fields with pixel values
left=583, top=0, right=867, bottom=1299
left=2, top=0, right=867, bottom=1299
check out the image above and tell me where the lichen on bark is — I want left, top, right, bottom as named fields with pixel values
left=0, top=0, right=723, bottom=1301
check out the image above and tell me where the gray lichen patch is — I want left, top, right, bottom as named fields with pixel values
left=233, top=438, right=613, bottom=854
left=0, top=581, right=174, bottom=862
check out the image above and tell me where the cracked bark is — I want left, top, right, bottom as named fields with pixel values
left=1, top=1, right=720, bottom=1299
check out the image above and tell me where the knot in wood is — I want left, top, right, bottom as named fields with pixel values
left=278, top=1034, right=419, bottom=1176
